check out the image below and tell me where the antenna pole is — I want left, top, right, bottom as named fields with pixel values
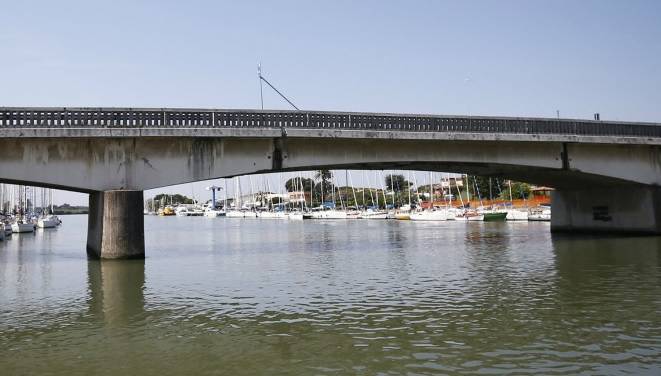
left=258, top=63, right=264, bottom=110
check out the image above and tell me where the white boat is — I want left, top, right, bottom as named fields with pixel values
left=455, top=211, right=484, bottom=221
left=346, top=211, right=362, bottom=220
left=12, top=222, right=35, bottom=233
left=37, top=217, right=59, bottom=228
left=187, top=206, right=205, bottom=216
left=175, top=206, right=189, bottom=216
left=310, top=210, right=347, bottom=219
left=359, top=210, right=388, bottom=219
left=257, top=211, right=287, bottom=219
left=287, top=212, right=304, bottom=220
left=410, top=210, right=450, bottom=221
left=203, top=208, right=226, bottom=218
left=226, top=210, right=257, bottom=218
left=528, top=208, right=551, bottom=221
left=226, top=210, right=245, bottom=218
left=506, top=209, right=529, bottom=221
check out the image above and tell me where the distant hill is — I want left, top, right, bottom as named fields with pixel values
left=53, top=204, right=88, bottom=215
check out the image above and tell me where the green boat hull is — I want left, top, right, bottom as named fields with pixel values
left=483, top=212, right=507, bottom=222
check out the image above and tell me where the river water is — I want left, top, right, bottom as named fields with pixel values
left=1, top=215, right=660, bottom=375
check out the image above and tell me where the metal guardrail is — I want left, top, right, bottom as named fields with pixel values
left=1, top=107, right=660, bottom=138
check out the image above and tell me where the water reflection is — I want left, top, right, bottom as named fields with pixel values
left=87, top=259, right=145, bottom=327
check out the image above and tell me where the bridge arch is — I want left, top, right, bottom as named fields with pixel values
left=2, top=107, right=661, bottom=258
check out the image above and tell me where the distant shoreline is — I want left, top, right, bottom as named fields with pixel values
left=53, top=206, right=88, bottom=215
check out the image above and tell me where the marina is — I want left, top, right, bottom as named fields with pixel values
left=0, top=184, right=62, bottom=241
left=143, top=172, right=552, bottom=226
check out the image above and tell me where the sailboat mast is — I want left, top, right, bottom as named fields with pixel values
left=429, top=171, right=433, bottom=210
left=320, top=172, right=324, bottom=209
left=390, top=171, right=395, bottom=209
left=447, top=173, right=452, bottom=208
left=258, top=63, right=264, bottom=110
left=407, top=171, right=411, bottom=206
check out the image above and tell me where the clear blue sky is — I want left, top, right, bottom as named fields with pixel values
left=2, top=1, right=660, bottom=205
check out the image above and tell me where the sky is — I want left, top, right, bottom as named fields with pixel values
left=1, top=0, right=660, bottom=205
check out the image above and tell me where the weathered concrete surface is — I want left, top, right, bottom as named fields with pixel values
left=1, top=135, right=660, bottom=191
left=0, top=137, right=275, bottom=192
left=551, top=186, right=661, bottom=234
left=1, top=127, right=661, bottom=145
left=87, top=190, right=145, bottom=259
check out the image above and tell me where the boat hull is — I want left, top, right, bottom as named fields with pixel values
left=506, top=209, right=529, bottom=221
left=311, top=211, right=348, bottom=219
left=483, top=212, right=508, bottom=222
left=455, top=215, right=484, bottom=221
left=360, top=213, right=388, bottom=220
left=528, top=214, right=551, bottom=221
left=410, top=211, right=450, bottom=221
left=12, top=223, right=35, bottom=233
left=37, top=219, right=59, bottom=228
left=257, top=212, right=287, bottom=219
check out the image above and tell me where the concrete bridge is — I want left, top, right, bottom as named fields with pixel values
left=1, top=107, right=661, bottom=259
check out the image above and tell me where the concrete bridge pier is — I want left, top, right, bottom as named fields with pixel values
left=551, top=186, right=661, bottom=235
left=87, top=190, right=145, bottom=259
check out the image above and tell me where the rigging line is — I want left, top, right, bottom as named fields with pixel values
left=259, top=74, right=300, bottom=111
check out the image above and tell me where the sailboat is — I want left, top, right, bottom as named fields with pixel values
left=410, top=172, right=450, bottom=221
left=11, top=186, right=35, bottom=233
left=37, top=215, right=59, bottom=228
left=528, top=205, right=551, bottom=221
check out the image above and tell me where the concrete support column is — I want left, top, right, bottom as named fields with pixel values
left=87, top=190, right=145, bottom=259
left=551, top=185, right=661, bottom=235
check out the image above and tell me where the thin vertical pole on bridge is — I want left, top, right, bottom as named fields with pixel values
left=258, top=63, right=264, bottom=110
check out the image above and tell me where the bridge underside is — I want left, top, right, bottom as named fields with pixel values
left=1, top=136, right=659, bottom=190
left=2, top=134, right=661, bottom=258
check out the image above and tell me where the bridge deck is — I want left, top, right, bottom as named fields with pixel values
left=1, top=107, right=660, bottom=139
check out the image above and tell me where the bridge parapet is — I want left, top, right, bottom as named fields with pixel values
left=1, top=107, right=660, bottom=138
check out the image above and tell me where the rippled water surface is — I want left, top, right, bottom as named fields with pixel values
left=1, top=215, right=661, bottom=375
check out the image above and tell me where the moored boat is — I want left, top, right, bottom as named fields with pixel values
left=410, top=210, right=450, bottom=221
left=359, top=209, right=388, bottom=219
left=287, top=212, right=304, bottom=220
left=483, top=212, right=508, bottom=222
left=395, top=212, right=411, bottom=220
left=12, top=221, right=35, bottom=233
left=158, top=206, right=176, bottom=216
left=506, top=209, right=529, bottom=221
left=204, top=208, right=226, bottom=218
left=528, top=207, right=551, bottom=221
left=37, top=216, right=59, bottom=228
left=311, top=209, right=348, bottom=219
left=455, top=210, right=484, bottom=221
left=257, top=211, right=287, bottom=219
